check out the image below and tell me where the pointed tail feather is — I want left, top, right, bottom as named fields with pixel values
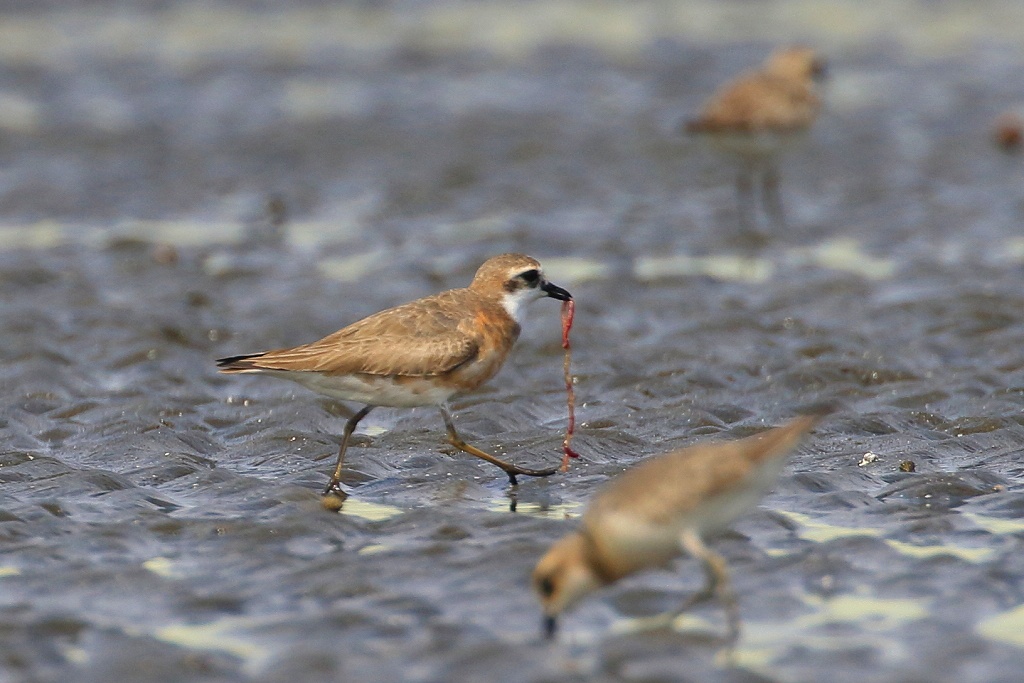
left=216, top=353, right=269, bottom=372
left=748, top=415, right=820, bottom=464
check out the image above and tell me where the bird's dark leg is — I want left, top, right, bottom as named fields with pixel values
left=762, top=164, right=786, bottom=230
left=440, top=406, right=559, bottom=485
left=322, top=405, right=374, bottom=498
left=735, top=166, right=757, bottom=234
left=679, top=528, right=740, bottom=647
left=543, top=614, right=558, bottom=640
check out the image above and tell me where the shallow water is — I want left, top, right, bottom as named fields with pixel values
left=4, top=2, right=1024, bottom=682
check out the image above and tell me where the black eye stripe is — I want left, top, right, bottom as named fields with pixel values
left=519, top=269, right=540, bottom=285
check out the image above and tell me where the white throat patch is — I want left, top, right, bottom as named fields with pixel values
left=501, top=287, right=543, bottom=323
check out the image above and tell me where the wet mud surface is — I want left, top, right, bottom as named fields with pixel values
left=4, top=2, right=1024, bottom=681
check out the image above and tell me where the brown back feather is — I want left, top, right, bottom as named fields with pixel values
left=585, top=416, right=818, bottom=527
left=217, top=290, right=490, bottom=377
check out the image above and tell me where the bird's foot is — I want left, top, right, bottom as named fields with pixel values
left=445, top=433, right=560, bottom=485
left=503, top=463, right=559, bottom=482
left=320, top=482, right=349, bottom=512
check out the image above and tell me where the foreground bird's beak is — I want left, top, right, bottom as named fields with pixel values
left=543, top=614, right=558, bottom=640
left=541, top=281, right=572, bottom=301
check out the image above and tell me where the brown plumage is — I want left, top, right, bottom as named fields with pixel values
left=686, top=47, right=826, bottom=232
left=219, top=291, right=498, bottom=381
left=217, top=253, right=572, bottom=504
left=533, top=416, right=818, bottom=641
left=686, top=47, right=823, bottom=135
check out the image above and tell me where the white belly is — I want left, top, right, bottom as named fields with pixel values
left=706, top=130, right=807, bottom=162
left=264, top=370, right=458, bottom=407
left=598, top=454, right=789, bottom=568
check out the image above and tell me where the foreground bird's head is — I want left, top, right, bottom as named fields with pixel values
left=763, top=46, right=827, bottom=82
left=470, top=253, right=572, bottom=322
left=532, top=532, right=603, bottom=639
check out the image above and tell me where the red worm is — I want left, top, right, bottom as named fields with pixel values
left=560, top=299, right=580, bottom=471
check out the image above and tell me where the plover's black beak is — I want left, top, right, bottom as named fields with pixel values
left=541, top=280, right=572, bottom=302
left=543, top=615, right=558, bottom=640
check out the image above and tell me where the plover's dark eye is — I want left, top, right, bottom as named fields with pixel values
left=519, top=269, right=540, bottom=286
left=538, top=576, right=555, bottom=597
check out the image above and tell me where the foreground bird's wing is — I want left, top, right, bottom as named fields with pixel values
left=223, top=291, right=481, bottom=377
left=585, top=418, right=817, bottom=527
left=687, top=72, right=819, bottom=133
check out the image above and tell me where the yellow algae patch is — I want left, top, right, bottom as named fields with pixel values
left=112, top=219, right=246, bottom=246
left=287, top=219, right=350, bottom=250
left=669, top=612, right=714, bottom=634
left=609, top=611, right=713, bottom=636
left=287, top=196, right=371, bottom=248
left=634, top=254, right=774, bottom=283
left=281, top=78, right=373, bottom=120
left=0, top=566, right=21, bottom=578
left=155, top=617, right=266, bottom=665
left=339, top=499, right=404, bottom=522
left=732, top=596, right=926, bottom=675
left=995, top=237, right=1024, bottom=265
left=61, top=645, right=89, bottom=666
left=884, top=539, right=995, bottom=564
left=539, top=257, right=609, bottom=284
left=3, top=3, right=1024, bottom=70
left=776, top=511, right=995, bottom=562
left=977, top=604, right=1024, bottom=647
left=775, top=510, right=881, bottom=543
left=357, top=543, right=390, bottom=556
left=611, top=592, right=927, bottom=674
left=964, top=512, right=1024, bottom=536
left=900, top=8, right=1024, bottom=58
left=0, top=222, right=68, bottom=250
left=488, top=500, right=584, bottom=518
left=797, top=593, right=929, bottom=631
left=414, top=1, right=648, bottom=60
left=143, top=556, right=183, bottom=579
left=153, top=6, right=401, bottom=67
left=0, top=92, right=41, bottom=133
left=318, top=250, right=385, bottom=282
left=728, top=625, right=809, bottom=674
left=436, top=214, right=514, bottom=242
left=789, top=238, right=896, bottom=280
left=730, top=644, right=778, bottom=673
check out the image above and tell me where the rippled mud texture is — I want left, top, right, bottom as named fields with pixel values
left=5, top=2, right=1024, bottom=682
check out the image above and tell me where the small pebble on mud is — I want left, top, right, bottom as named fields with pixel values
left=858, top=452, right=879, bottom=467
left=152, top=243, right=179, bottom=265
left=993, top=111, right=1024, bottom=152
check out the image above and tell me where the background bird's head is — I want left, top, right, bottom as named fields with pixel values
left=765, top=46, right=827, bottom=82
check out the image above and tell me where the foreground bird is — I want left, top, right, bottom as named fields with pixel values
left=217, top=253, right=572, bottom=505
left=685, top=47, right=826, bottom=233
left=533, top=416, right=817, bottom=641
